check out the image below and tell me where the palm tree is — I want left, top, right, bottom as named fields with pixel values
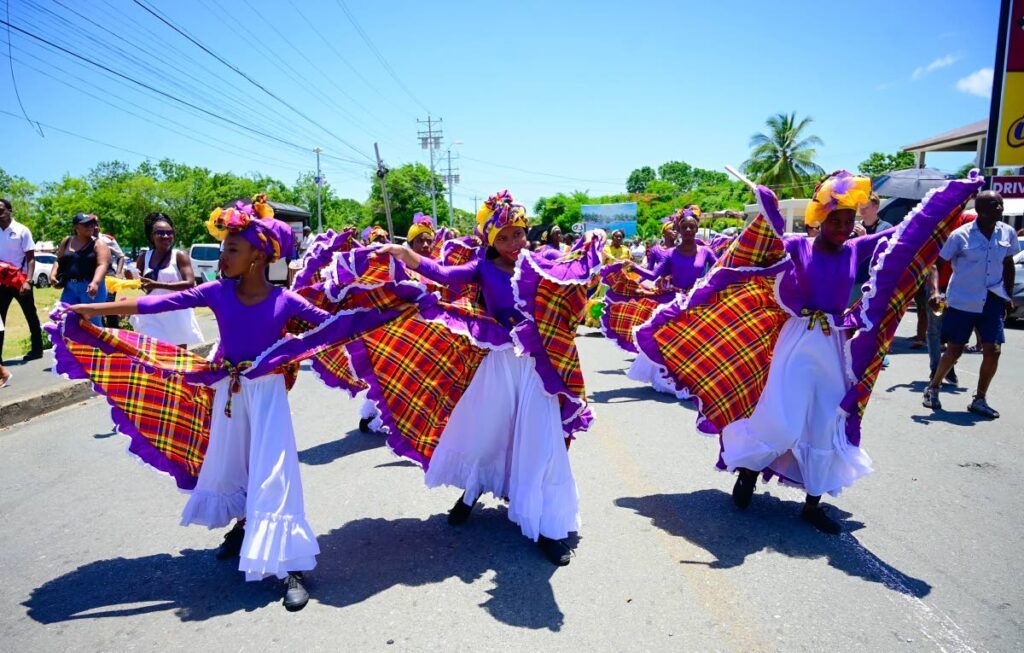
left=742, top=112, right=825, bottom=197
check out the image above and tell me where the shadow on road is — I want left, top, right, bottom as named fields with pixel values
left=910, top=411, right=989, bottom=427
left=588, top=385, right=687, bottom=405
left=615, top=489, right=931, bottom=599
left=23, top=507, right=569, bottom=630
left=298, top=430, right=383, bottom=465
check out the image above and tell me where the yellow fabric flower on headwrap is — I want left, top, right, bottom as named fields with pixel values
left=476, top=189, right=528, bottom=246
left=205, top=194, right=290, bottom=262
left=804, top=170, right=872, bottom=228
left=407, top=212, right=436, bottom=243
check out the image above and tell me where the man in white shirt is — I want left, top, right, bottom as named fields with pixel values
left=924, top=191, right=1020, bottom=418
left=0, top=198, right=43, bottom=361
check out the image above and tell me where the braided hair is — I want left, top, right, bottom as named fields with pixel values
left=144, top=212, right=174, bottom=247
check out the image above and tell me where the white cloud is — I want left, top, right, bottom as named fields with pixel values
left=912, top=54, right=960, bottom=80
left=956, top=68, right=994, bottom=98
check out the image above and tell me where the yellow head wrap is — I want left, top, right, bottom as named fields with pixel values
left=804, top=170, right=872, bottom=228
left=476, top=189, right=529, bottom=246
left=407, top=212, right=436, bottom=244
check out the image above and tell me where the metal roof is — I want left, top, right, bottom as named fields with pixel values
left=267, top=200, right=311, bottom=218
left=902, top=119, right=987, bottom=153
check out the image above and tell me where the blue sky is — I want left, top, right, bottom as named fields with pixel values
left=0, top=0, right=1000, bottom=214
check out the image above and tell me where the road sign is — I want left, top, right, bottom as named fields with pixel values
left=571, top=223, right=584, bottom=233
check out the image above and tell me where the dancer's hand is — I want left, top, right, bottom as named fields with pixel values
left=69, top=304, right=98, bottom=319
left=376, top=244, right=417, bottom=268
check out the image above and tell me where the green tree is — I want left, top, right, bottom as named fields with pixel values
left=657, top=161, right=694, bottom=190
left=643, top=179, right=679, bottom=199
left=857, top=151, right=916, bottom=177
left=742, top=112, right=824, bottom=198
left=626, top=166, right=657, bottom=193
left=367, top=163, right=447, bottom=237
left=0, top=167, right=40, bottom=235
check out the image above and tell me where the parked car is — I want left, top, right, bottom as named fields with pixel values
left=189, top=243, right=221, bottom=283
left=33, top=253, right=56, bottom=287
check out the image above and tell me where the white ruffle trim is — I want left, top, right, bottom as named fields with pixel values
left=180, top=490, right=246, bottom=529
left=240, top=510, right=320, bottom=581
left=425, top=448, right=510, bottom=502
left=507, top=477, right=582, bottom=542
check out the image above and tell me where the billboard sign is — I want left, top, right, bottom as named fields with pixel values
left=581, top=202, right=638, bottom=237
left=990, top=175, right=1024, bottom=197
left=987, top=0, right=1024, bottom=166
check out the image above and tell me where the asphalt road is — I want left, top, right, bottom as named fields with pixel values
left=1, top=313, right=1021, bottom=652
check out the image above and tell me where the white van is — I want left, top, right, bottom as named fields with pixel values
left=189, top=243, right=221, bottom=283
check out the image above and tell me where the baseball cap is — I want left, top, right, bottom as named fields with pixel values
left=72, top=212, right=99, bottom=226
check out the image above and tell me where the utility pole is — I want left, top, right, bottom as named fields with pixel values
left=416, top=115, right=442, bottom=221
left=472, top=195, right=479, bottom=214
left=313, top=147, right=323, bottom=234
left=374, top=143, right=395, bottom=240
left=440, top=145, right=460, bottom=226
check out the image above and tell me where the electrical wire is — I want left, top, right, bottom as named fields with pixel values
left=334, top=0, right=431, bottom=114
left=131, top=0, right=374, bottom=162
left=4, top=0, right=42, bottom=135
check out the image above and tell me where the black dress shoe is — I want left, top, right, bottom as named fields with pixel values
left=215, top=525, right=245, bottom=560
left=801, top=505, right=841, bottom=535
left=284, top=572, right=309, bottom=612
left=732, top=470, right=757, bottom=510
left=22, top=350, right=43, bottom=362
left=537, top=536, right=572, bottom=566
left=448, top=494, right=475, bottom=525
left=358, top=417, right=372, bottom=433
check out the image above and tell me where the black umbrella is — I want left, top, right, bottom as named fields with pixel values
left=872, top=167, right=952, bottom=201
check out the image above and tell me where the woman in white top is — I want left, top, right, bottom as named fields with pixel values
left=129, top=213, right=204, bottom=348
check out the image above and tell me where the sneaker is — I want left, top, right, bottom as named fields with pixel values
left=537, top=536, right=572, bottom=566
left=358, top=417, right=372, bottom=433
left=801, top=505, right=841, bottom=535
left=22, top=350, right=43, bottom=362
left=0, top=370, right=12, bottom=389
left=447, top=494, right=475, bottom=526
left=283, top=572, right=309, bottom=612
left=944, top=368, right=959, bottom=386
left=967, top=397, right=1000, bottom=419
left=215, top=524, right=245, bottom=560
left=881, top=355, right=891, bottom=369
left=731, top=470, right=757, bottom=510
left=922, top=387, right=942, bottom=410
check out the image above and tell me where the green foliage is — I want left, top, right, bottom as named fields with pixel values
left=857, top=151, right=916, bottom=177
left=536, top=159, right=752, bottom=241
left=367, top=163, right=449, bottom=237
left=742, top=112, right=824, bottom=198
left=626, top=166, right=656, bottom=193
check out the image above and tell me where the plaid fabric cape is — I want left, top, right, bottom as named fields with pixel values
left=343, top=235, right=604, bottom=466
left=637, top=175, right=984, bottom=449
left=45, top=260, right=416, bottom=490
left=598, top=260, right=675, bottom=353
left=512, top=234, right=606, bottom=437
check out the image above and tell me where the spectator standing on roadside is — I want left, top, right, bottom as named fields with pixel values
left=923, top=191, right=1020, bottom=418
left=0, top=198, right=44, bottom=361
left=94, top=220, right=125, bottom=328
left=923, top=210, right=976, bottom=385
left=50, top=213, right=111, bottom=327
left=0, top=313, right=11, bottom=386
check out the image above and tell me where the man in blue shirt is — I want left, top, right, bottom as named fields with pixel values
left=923, top=191, right=1020, bottom=417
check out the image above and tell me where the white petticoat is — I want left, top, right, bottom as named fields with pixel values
left=180, top=374, right=319, bottom=581
left=627, top=351, right=689, bottom=398
left=359, top=397, right=384, bottom=432
left=720, top=316, right=874, bottom=497
left=424, top=348, right=581, bottom=541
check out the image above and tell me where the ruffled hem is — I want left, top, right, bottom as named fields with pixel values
left=240, top=510, right=320, bottom=581
left=507, top=478, right=581, bottom=542
left=180, top=490, right=246, bottom=529
left=424, top=448, right=510, bottom=501
left=291, top=228, right=356, bottom=291
left=722, top=411, right=873, bottom=498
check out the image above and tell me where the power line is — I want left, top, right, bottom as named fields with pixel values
left=4, top=0, right=42, bottom=136
left=0, top=18, right=371, bottom=166
left=334, top=0, right=430, bottom=114
left=0, top=108, right=159, bottom=160
left=130, top=0, right=374, bottom=162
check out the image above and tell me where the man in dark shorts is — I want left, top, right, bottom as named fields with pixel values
left=923, top=191, right=1020, bottom=417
